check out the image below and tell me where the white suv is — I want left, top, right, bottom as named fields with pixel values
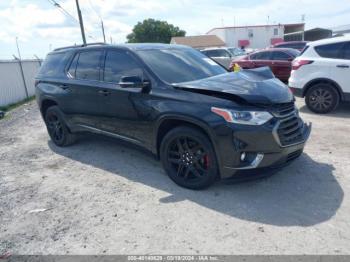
left=289, top=36, right=350, bottom=113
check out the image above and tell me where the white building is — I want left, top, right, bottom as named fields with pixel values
left=207, top=23, right=305, bottom=49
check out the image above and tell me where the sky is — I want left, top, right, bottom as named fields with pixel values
left=0, top=0, right=349, bottom=59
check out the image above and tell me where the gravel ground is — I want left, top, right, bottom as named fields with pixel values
left=0, top=98, right=350, bottom=255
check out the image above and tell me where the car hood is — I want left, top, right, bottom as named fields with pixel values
left=173, top=67, right=293, bottom=104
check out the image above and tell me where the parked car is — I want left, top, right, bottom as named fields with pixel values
left=36, top=43, right=311, bottom=189
left=289, top=36, right=350, bottom=113
left=227, top=47, right=246, bottom=56
left=272, top=41, right=308, bottom=51
left=231, top=48, right=300, bottom=82
left=200, top=47, right=245, bottom=69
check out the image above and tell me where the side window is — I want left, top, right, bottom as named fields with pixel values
left=216, top=50, right=231, bottom=57
left=271, top=51, right=291, bottom=61
left=103, top=50, right=143, bottom=83
left=249, top=53, right=259, bottom=60
left=314, top=42, right=345, bottom=59
left=340, top=42, right=350, bottom=60
left=75, top=51, right=102, bottom=80
left=204, top=50, right=215, bottom=57
left=67, top=53, right=79, bottom=78
left=251, top=52, right=270, bottom=60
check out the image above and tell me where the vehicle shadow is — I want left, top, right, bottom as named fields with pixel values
left=49, top=134, right=343, bottom=227
left=299, top=102, right=350, bottom=119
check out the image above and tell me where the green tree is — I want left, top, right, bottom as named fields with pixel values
left=127, top=18, right=186, bottom=43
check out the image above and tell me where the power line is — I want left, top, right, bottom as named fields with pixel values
left=46, top=0, right=79, bottom=24
left=88, top=0, right=106, bottom=43
left=88, top=0, right=102, bottom=20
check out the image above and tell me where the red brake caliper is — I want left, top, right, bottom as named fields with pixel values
left=203, top=155, right=210, bottom=169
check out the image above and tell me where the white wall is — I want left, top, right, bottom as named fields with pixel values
left=209, top=25, right=284, bottom=49
left=0, top=60, right=41, bottom=107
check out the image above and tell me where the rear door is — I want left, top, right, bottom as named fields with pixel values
left=64, top=49, right=104, bottom=128
left=250, top=51, right=273, bottom=69
left=270, top=51, right=293, bottom=81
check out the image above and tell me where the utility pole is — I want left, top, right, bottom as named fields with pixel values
left=75, top=0, right=86, bottom=45
left=101, top=20, right=106, bottom=43
left=15, top=37, right=22, bottom=60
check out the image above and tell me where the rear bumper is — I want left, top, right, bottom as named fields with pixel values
left=216, top=120, right=312, bottom=179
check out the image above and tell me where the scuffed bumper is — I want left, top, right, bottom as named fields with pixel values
left=218, top=121, right=312, bottom=179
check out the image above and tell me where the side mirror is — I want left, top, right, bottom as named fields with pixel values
left=119, top=76, right=144, bottom=88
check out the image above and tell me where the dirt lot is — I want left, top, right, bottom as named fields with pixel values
left=0, top=98, right=350, bottom=255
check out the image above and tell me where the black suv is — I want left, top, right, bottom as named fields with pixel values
left=35, top=43, right=311, bottom=189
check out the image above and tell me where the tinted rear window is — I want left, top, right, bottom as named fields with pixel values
left=75, top=51, right=103, bottom=80
left=250, top=51, right=271, bottom=60
left=314, top=42, right=345, bottom=59
left=38, top=52, right=69, bottom=77
left=271, top=51, right=291, bottom=61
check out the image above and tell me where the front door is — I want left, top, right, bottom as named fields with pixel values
left=270, top=51, right=293, bottom=81
left=96, top=49, right=154, bottom=148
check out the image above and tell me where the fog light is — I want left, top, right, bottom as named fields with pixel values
left=240, top=152, right=246, bottom=161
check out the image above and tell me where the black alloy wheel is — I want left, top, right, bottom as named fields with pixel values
left=160, top=126, right=218, bottom=189
left=305, top=83, right=339, bottom=114
left=45, top=106, right=76, bottom=146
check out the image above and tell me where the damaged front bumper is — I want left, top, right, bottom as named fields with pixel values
left=216, top=120, right=312, bottom=179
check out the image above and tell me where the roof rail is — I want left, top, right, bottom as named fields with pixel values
left=53, top=42, right=107, bottom=51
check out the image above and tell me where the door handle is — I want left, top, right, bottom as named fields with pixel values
left=336, top=64, right=349, bottom=68
left=98, top=89, right=111, bottom=96
left=59, top=84, right=69, bottom=90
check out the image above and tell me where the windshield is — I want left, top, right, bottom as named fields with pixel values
left=228, top=48, right=245, bottom=56
left=136, top=48, right=227, bottom=84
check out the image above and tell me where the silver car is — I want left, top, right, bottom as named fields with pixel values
left=201, top=47, right=246, bottom=69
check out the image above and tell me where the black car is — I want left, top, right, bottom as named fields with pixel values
left=35, top=43, right=311, bottom=189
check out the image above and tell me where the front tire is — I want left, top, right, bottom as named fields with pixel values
left=45, top=106, right=76, bottom=147
left=305, top=83, right=339, bottom=114
left=160, top=126, right=219, bottom=189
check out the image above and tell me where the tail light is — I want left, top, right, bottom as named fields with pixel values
left=292, top=60, right=313, bottom=70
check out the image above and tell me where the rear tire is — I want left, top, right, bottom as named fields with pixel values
left=45, top=106, right=76, bottom=146
left=305, top=83, right=339, bottom=114
left=160, top=126, right=219, bottom=189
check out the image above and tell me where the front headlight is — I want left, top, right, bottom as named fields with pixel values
left=211, top=107, right=273, bottom=125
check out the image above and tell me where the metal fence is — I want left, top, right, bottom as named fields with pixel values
left=0, top=59, right=42, bottom=107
